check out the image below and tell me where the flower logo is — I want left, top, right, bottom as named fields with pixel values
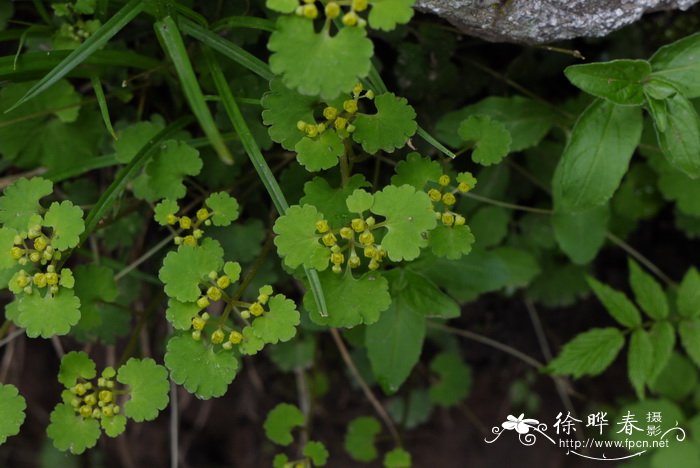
left=502, top=413, right=540, bottom=434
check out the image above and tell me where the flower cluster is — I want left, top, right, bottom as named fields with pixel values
left=67, top=368, right=120, bottom=421
left=427, top=172, right=477, bottom=227
left=295, top=0, right=369, bottom=27
left=297, top=83, right=374, bottom=140
left=315, top=216, right=387, bottom=274
left=167, top=207, right=212, bottom=247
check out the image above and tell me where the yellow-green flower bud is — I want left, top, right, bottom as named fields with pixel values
left=229, top=331, right=243, bottom=344
left=92, top=408, right=101, bottom=419
left=297, top=120, right=307, bottom=131
left=322, top=232, right=337, bottom=247
left=46, top=272, right=59, bottom=286
left=102, top=405, right=114, bottom=417
left=457, top=182, right=471, bottom=193
left=441, top=212, right=455, bottom=226
left=211, top=329, right=225, bottom=344
left=33, top=272, right=47, bottom=288
left=166, top=214, right=178, bottom=225
left=428, top=188, right=442, bottom=202
left=323, top=106, right=338, bottom=121
left=342, top=11, right=358, bottom=26
left=33, top=237, right=47, bottom=251
left=352, top=0, right=368, bottom=11
left=332, top=264, right=342, bottom=274
left=192, top=330, right=202, bottom=341
left=303, top=3, right=318, bottom=18
left=351, top=218, right=366, bottom=232
left=174, top=236, right=183, bottom=245
left=359, top=231, right=374, bottom=246
left=99, top=390, right=113, bottom=403
left=343, top=99, right=358, bottom=114
left=325, top=1, right=341, bottom=18
left=179, top=216, right=192, bottom=230
left=192, top=316, right=206, bottom=331
left=196, top=296, right=210, bottom=309
left=339, top=227, right=354, bottom=239
left=80, top=405, right=92, bottom=418
left=216, top=275, right=231, bottom=289
left=365, top=90, right=375, bottom=100
left=334, top=117, right=348, bottom=129
left=196, top=208, right=209, bottom=221
left=353, top=83, right=363, bottom=95
left=207, top=286, right=222, bottom=301
left=442, top=193, right=456, bottom=206
left=368, top=259, right=380, bottom=270
left=331, top=252, right=345, bottom=265
left=305, top=123, right=319, bottom=138
left=438, top=174, right=450, bottom=186
left=183, top=235, right=197, bottom=247
left=250, top=302, right=265, bottom=317
left=74, top=383, right=86, bottom=396
left=193, top=229, right=204, bottom=239
left=363, top=245, right=376, bottom=258
left=10, top=247, right=23, bottom=259
left=84, top=394, right=97, bottom=406
left=348, top=255, right=361, bottom=268
left=240, top=310, right=251, bottom=319
left=315, top=219, right=330, bottom=233
left=29, top=252, right=41, bottom=263
left=454, top=215, right=466, bottom=226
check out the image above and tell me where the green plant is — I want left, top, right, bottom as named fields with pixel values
left=1, top=0, right=700, bottom=465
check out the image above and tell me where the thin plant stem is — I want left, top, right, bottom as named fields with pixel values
left=462, top=192, right=553, bottom=214
left=607, top=232, right=675, bottom=286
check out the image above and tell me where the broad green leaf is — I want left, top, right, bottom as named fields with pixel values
left=628, top=259, right=669, bottom=319
left=0, top=227, right=17, bottom=269
left=117, top=358, right=170, bottom=422
left=368, top=0, right=415, bottom=31
left=273, top=204, right=330, bottom=271
left=469, top=206, right=509, bottom=249
left=548, top=327, right=625, bottom=378
left=303, top=440, right=329, bottom=466
left=166, top=299, right=200, bottom=330
left=239, top=326, right=265, bottom=356
left=295, top=131, right=344, bottom=171
left=269, top=337, right=315, bottom=372
left=428, top=224, right=475, bottom=260
left=154, top=199, right=179, bottom=226
left=268, top=16, right=373, bottom=99
left=344, top=416, right=381, bottom=462
left=564, top=60, right=651, bottom=105
left=47, top=403, right=100, bottom=454
left=165, top=334, right=239, bottom=399
left=249, top=294, right=300, bottom=344
left=458, top=115, right=511, bottom=166
left=305, top=271, right=391, bottom=328
left=649, top=352, right=696, bottom=400
left=58, top=351, right=96, bottom=387
left=266, top=0, right=297, bottom=13
left=346, top=189, right=375, bottom=214
left=429, top=352, right=472, bottom=407
left=648, top=321, right=676, bottom=383
left=17, top=289, right=81, bottom=338
left=628, top=328, right=653, bottom=399
left=586, top=276, right=641, bottom=328
left=383, top=448, right=412, bottom=468
left=261, top=78, right=317, bottom=151
left=371, top=184, right=436, bottom=261
left=301, top=175, right=368, bottom=226
left=101, top=415, right=127, bottom=438
left=135, top=140, right=202, bottom=201
left=679, top=318, right=700, bottom=368
left=387, top=389, right=433, bottom=430
left=552, top=100, right=642, bottom=212
left=678, top=267, right=700, bottom=318
left=0, top=384, right=26, bottom=444
left=158, top=239, right=224, bottom=302
left=205, top=192, right=240, bottom=226
left=0, top=177, right=52, bottom=231
left=552, top=205, right=609, bottom=265
left=391, top=268, right=459, bottom=319
left=390, top=152, right=442, bottom=190
left=43, top=200, right=84, bottom=250
left=650, top=31, right=700, bottom=98
left=352, top=93, right=417, bottom=154
left=114, top=120, right=164, bottom=164
left=264, top=403, right=304, bottom=446
left=653, top=92, right=700, bottom=179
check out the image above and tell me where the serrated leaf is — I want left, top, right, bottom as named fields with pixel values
left=428, top=224, right=475, bottom=260
left=344, top=416, right=381, bottom=462
left=346, top=189, right=375, bottom=214
left=261, top=79, right=317, bottom=151
left=368, top=0, right=415, bottom=31
left=43, top=201, right=84, bottom=251
left=429, top=352, right=472, bottom=407
left=135, top=140, right=202, bottom=201
left=628, top=328, right=653, bottom=399
left=352, top=93, right=417, bottom=154
left=154, top=199, right=179, bottom=226
left=552, top=205, right=609, bottom=265
left=0, top=177, right=52, bottom=231
left=239, top=326, right=265, bottom=355
left=458, top=115, right=511, bottom=166
left=0, top=227, right=17, bottom=269
left=17, top=289, right=81, bottom=338
left=390, top=152, right=441, bottom=190
left=269, top=16, right=373, bottom=99
left=679, top=318, right=700, bottom=368
left=648, top=352, right=696, bottom=400
left=165, top=334, right=239, bottom=399
left=101, top=414, right=126, bottom=438
left=305, top=271, right=391, bottom=328
left=159, top=239, right=224, bottom=302
left=264, top=403, right=304, bottom=446
left=114, top=120, right=164, bottom=163
left=295, top=131, right=344, bottom=171
left=205, top=192, right=240, bottom=226
left=383, top=448, right=412, bottom=468
left=303, top=440, right=329, bottom=466
left=586, top=276, right=641, bottom=328
left=552, top=100, right=642, bottom=212
left=250, top=294, right=300, bottom=344
left=117, top=358, right=170, bottom=422
left=653, top=91, right=700, bottom=179
left=47, top=403, right=100, bottom=454
left=371, top=184, right=436, bottom=261
left=650, top=31, right=700, bottom=98
left=628, top=259, right=669, bottom=319
left=0, top=384, right=26, bottom=444
left=678, top=267, right=700, bottom=318
left=548, top=327, right=625, bottom=378
left=648, top=321, right=675, bottom=383
left=58, top=351, right=96, bottom=387
left=166, top=299, right=200, bottom=330
left=564, top=60, right=651, bottom=105
left=301, top=175, right=369, bottom=226
left=273, top=204, right=330, bottom=271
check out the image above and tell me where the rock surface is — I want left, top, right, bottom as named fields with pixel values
left=416, top=0, right=700, bottom=43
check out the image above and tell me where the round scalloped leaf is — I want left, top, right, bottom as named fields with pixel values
left=101, top=414, right=127, bottom=438
left=43, top=200, right=84, bottom=251
left=58, top=351, right=96, bottom=387
left=205, top=192, right=240, bottom=227
left=268, top=16, right=374, bottom=100
left=223, top=261, right=242, bottom=282
left=166, top=299, right=200, bottom=330
left=368, top=0, right=415, bottom=31
left=261, top=79, right=317, bottom=151
left=17, top=289, right=81, bottom=338
left=154, top=199, right=179, bottom=226
left=273, top=205, right=330, bottom=271
left=300, top=175, right=369, bottom=227
left=458, top=115, right=512, bottom=166
left=136, top=140, right=202, bottom=202
left=428, top=352, right=472, bottom=407
left=165, top=334, right=239, bottom=399
left=159, top=239, right=224, bottom=302
left=305, top=271, right=391, bottom=328
left=383, top=448, right=412, bottom=468
left=295, top=131, right=344, bottom=172
left=114, top=120, right=164, bottom=163
left=47, top=403, right=100, bottom=454
left=344, top=416, right=381, bottom=462
left=0, top=177, right=52, bottom=231
left=250, top=294, right=300, bottom=344
left=390, top=152, right=441, bottom=190
left=352, top=93, right=417, bottom=154
left=117, top=358, right=170, bottom=422
left=429, top=225, right=475, bottom=260
left=456, top=171, right=477, bottom=190
left=304, top=440, right=329, bottom=466
left=0, top=384, right=26, bottom=444
left=264, top=403, right=304, bottom=446
left=371, top=185, right=437, bottom=261
left=59, top=268, right=74, bottom=288
left=0, top=227, right=17, bottom=269
left=240, top=326, right=265, bottom=356
left=346, top=189, right=374, bottom=214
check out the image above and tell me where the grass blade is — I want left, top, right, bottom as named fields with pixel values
left=155, top=16, right=234, bottom=165
left=6, top=0, right=144, bottom=112
left=44, top=154, right=119, bottom=183
left=205, top=48, right=328, bottom=317
left=179, top=17, right=273, bottom=81
left=212, top=16, right=276, bottom=33
left=91, top=75, right=118, bottom=140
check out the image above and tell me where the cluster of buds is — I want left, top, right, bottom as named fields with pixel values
left=315, top=216, right=386, bottom=274
left=296, top=83, right=374, bottom=140
left=167, top=207, right=212, bottom=247
left=69, top=368, right=120, bottom=420
left=11, top=265, right=70, bottom=295
left=10, top=225, right=60, bottom=266
left=295, top=0, right=369, bottom=27
left=427, top=173, right=476, bottom=227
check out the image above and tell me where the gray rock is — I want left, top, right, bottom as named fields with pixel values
left=416, top=0, right=700, bottom=43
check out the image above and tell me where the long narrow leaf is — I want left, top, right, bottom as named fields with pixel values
left=7, top=0, right=144, bottom=112
left=212, top=16, right=276, bottom=33
left=91, top=75, right=117, bottom=140
left=205, top=49, right=328, bottom=317
left=179, top=17, right=273, bottom=81
left=155, top=16, right=234, bottom=165
left=44, top=154, right=119, bottom=183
